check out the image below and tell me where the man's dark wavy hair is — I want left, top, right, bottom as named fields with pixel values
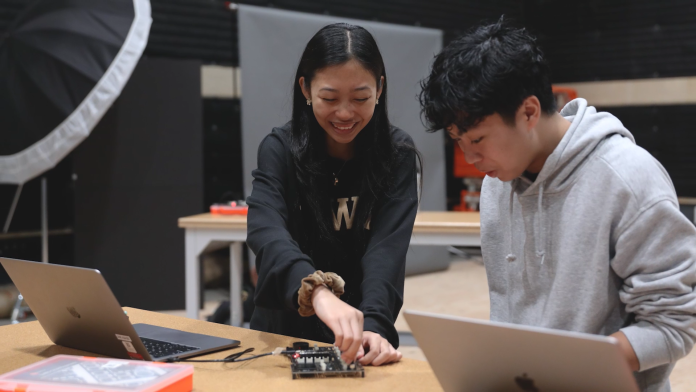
left=419, top=17, right=556, bottom=133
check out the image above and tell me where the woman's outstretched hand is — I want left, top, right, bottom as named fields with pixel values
left=311, top=285, right=364, bottom=363
left=356, top=331, right=402, bottom=366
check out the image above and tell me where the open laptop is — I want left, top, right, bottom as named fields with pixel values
left=1, top=257, right=240, bottom=361
left=404, top=310, right=639, bottom=392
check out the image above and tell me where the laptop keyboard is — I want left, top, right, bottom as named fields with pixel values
left=140, top=337, right=200, bottom=358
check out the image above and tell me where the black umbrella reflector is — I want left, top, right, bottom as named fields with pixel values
left=0, top=0, right=151, bottom=184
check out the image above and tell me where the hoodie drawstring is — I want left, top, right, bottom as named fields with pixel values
left=507, top=180, right=547, bottom=265
left=506, top=187, right=517, bottom=262
left=535, top=181, right=546, bottom=265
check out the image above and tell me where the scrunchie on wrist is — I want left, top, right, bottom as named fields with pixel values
left=297, top=270, right=345, bottom=317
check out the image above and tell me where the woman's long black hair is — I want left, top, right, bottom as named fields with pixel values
left=290, top=23, right=420, bottom=252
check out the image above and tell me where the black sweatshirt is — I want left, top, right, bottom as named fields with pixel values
left=246, top=123, right=419, bottom=348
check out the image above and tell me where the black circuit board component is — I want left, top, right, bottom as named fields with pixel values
left=288, top=345, right=364, bottom=379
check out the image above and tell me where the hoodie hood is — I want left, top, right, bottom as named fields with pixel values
left=505, top=98, right=635, bottom=265
left=521, top=98, right=635, bottom=194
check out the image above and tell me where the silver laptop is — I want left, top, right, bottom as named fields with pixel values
left=404, top=310, right=639, bottom=392
left=1, top=257, right=240, bottom=361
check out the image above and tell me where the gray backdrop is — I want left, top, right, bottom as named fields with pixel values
left=238, top=5, right=449, bottom=274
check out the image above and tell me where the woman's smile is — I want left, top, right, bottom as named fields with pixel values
left=331, top=121, right=358, bottom=134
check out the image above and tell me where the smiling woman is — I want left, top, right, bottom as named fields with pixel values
left=299, top=59, right=383, bottom=159
left=246, top=23, right=421, bottom=368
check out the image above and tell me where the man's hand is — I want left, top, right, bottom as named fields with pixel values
left=611, top=330, right=640, bottom=371
left=311, top=285, right=363, bottom=363
left=356, top=331, right=402, bottom=366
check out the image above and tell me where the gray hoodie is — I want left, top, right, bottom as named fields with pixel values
left=480, top=98, right=696, bottom=392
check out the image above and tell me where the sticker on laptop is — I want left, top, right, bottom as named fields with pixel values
left=128, top=352, right=144, bottom=360
left=122, top=341, right=137, bottom=353
left=115, top=334, right=132, bottom=342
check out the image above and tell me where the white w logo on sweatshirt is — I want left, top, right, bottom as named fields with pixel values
left=333, top=197, right=358, bottom=230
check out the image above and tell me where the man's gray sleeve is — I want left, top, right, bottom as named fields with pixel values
left=612, top=198, right=696, bottom=371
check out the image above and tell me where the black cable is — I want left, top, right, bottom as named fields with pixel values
left=226, top=352, right=273, bottom=362
left=165, top=347, right=256, bottom=363
left=165, top=347, right=296, bottom=363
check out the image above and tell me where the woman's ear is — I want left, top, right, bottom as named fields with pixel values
left=299, top=77, right=311, bottom=100
left=377, top=76, right=385, bottom=100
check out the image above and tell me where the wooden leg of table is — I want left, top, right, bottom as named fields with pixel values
left=230, top=242, right=243, bottom=327
left=185, top=230, right=200, bottom=320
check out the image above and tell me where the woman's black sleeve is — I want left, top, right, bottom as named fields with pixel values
left=359, top=148, right=419, bottom=348
left=246, top=134, right=315, bottom=311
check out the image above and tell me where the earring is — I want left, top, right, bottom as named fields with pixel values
left=376, top=99, right=379, bottom=105
left=306, top=99, right=312, bottom=106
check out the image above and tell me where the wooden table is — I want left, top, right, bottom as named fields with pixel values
left=0, top=308, right=441, bottom=391
left=178, top=211, right=481, bottom=325
left=411, top=211, right=481, bottom=246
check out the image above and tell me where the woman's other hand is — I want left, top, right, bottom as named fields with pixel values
left=311, top=285, right=364, bottom=362
left=357, top=331, right=402, bottom=366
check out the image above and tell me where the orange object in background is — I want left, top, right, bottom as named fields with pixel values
left=552, top=86, right=578, bottom=111
left=453, top=144, right=486, bottom=178
left=452, top=145, right=485, bottom=211
left=210, top=201, right=248, bottom=215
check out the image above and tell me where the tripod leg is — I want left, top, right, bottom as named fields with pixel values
left=10, top=293, right=24, bottom=324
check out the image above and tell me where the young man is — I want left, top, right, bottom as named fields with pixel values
left=419, top=19, right=696, bottom=391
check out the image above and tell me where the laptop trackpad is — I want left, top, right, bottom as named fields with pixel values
left=133, top=323, right=240, bottom=350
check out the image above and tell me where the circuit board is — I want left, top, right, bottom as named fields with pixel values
left=289, top=346, right=364, bottom=379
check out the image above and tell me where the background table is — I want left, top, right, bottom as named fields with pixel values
left=0, top=307, right=441, bottom=391
left=178, top=211, right=481, bottom=325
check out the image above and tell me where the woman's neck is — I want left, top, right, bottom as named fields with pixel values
left=326, top=134, right=354, bottom=160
